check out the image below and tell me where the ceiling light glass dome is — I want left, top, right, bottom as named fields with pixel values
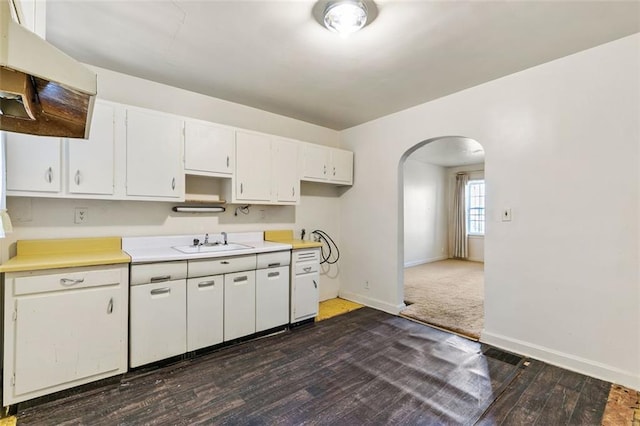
left=323, top=1, right=368, bottom=36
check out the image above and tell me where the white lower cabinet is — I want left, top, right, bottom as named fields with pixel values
left=291, top=248, right=320, bottom=323
left=224, top=270, right=256, bottom=340
left=187, top=274, right=224, bottom=351
left=3, top=264, right=129, bottom=406
left=256, top=251, right=291, bottom=332
left=129, top=280, right=187, bottom=368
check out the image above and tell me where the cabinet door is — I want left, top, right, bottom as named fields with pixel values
left=301, top=144, right=329, bottom=181
left=256, top=266, right=290, bottom=332
left=187, top=274, right=224, bottom=351
left=330, top=148, right=354, bottom=184
left=235, top=131, right=272, bottom=202
left=184, top=120, right=234, bottom=176
left=67, top=101, right=115, bottom=195
left=273, top=138, right=300, bottom=203
left=292, top=272, right=319, bottom=322
left=130, top=280, right=187, bottom=367
left=6, top=133, right=61, bottom=193
left=224, top=270, right=256, bottom=340
left=13, top=287, right=123, bottom=397
left=126, top=108, right=184, bottom=199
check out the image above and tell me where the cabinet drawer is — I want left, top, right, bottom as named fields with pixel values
left=256, top=251, right=290, bottom=269
left=294, top=262, right=319, bottom=275
left=130, top=261, right=187, bottom=286
left=12, top=266, right=124, bottom=296
left=188, top=254, right=256, bottom=278
left=293, top=249, right=320, bottom=263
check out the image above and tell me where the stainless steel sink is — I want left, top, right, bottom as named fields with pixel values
left=172, top=243, right=251, bottom=254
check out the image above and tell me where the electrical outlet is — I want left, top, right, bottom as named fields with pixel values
left=502, top=208, right=512, bottom=222
left=74, top=207, right=88, bottom=224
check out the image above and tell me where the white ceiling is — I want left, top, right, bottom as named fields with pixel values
left=408, top=137, right=484, bottom=167
left=46, top=1, right=640, bottom=130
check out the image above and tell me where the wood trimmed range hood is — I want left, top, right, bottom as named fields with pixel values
left=0, top=0, right=96, bottom=138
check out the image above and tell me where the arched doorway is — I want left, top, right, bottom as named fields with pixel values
left=398, top=136, right=486, bottom=340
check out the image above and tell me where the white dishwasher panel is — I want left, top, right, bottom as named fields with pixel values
left=256, top=266, right=289, bottom=332
left=187, top=275, right=224, bottom=351
left=130, top=279, right=186, bottom=367
left=224, top=270, right=256, bottom=341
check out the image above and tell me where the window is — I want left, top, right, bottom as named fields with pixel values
left=467, top=180, right=485, bottom=235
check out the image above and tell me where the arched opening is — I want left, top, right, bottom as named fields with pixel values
left=397, top=136, right=486, bottom=340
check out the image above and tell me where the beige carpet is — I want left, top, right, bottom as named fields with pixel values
left=402, top=259, right=484, bottom=340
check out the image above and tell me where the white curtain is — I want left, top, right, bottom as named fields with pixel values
left=452, top=173, right=468, bottom=259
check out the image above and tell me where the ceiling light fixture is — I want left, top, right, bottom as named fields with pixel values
left=323, top=0, right=368, bottom=36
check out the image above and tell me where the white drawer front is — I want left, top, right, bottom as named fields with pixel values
left=188, top=254, right=256, bottom=278
left=12, top=265, right=124, bottom=296
left=130, top=261, right=187, bottom=285
left=295, top=262, right=319, bottom=275
left=256, top=251, right=290, bottom=269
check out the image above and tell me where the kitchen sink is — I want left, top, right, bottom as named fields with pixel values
left=172, top=243, right=252, bottom=254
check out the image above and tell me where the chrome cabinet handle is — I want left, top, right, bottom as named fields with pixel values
left=60, top=278, right=84, bottom=286
left=333, top=166, right=336, bottom=176
left=240, top=183, right=243, bottom=194
left=292, top=187, right=295, bottom=197
left=220, top=261, right=230, bottom=265
left=303, top=266, right=312, bottom=272
left=75, top=170, right=81, bottom=185
left=171, top=177, right=176, bottom=190
left=226, top=156, right=230, bottom=168
left=151, top=287, right=171, bottom=295
left=268, top=262, right=280, bottom=268
left=150, top=275, right=171, bottom=283
left=313, top=280, right=318, bottom=289
left=268, top=272, right=280, bottom=278
left=107, top=298, right=114, bottom=314
left=233, top=276, right=248, bottom=283
left=45, top=167, right=53, bottom=183
left=198, top=280, right=216, bottom=288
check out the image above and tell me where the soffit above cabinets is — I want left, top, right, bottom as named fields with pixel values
left=45, top=1, right=640, bottom=130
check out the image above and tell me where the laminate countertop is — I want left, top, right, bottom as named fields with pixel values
left=264, top=230, right=323, bottom=250
left=0, top=237, right=131, bottom=273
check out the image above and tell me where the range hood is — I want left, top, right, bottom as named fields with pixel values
left=0, top=0, right=96, bottom=138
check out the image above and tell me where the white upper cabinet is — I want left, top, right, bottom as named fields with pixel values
left=329, top=148, right=354, bottom=184
left=184, top=120, right=234, bottom=177
left=6, top=133, right=62, bottom=194
left=126, top=108, right=184, bottom=200
left=273, top=138, right=300, bottom=204
left=67, top=102, right=116, bottom=195
left=234, top=131, right=272, bottom=203
left=301, top=144, right=353, bottom=185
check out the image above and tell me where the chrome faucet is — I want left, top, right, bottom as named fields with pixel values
left=221, top=232, right=228, bottom=245
left=204, top=233, right=209, bottom=245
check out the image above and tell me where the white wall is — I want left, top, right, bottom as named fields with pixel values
left=403, top=159, right=448, bottom=267
left=446, top=164, right=485, bottom=262
left=338, top=34, right=640, bottom=390
left=2, top=67, right=344, bottom=300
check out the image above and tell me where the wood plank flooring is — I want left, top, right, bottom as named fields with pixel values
left=15, top=308, right=611, bottom=425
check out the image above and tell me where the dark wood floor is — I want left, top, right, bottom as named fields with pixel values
left=16, top=308, right=610, bottom=425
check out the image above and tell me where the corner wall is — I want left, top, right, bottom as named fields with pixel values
left=338, top=34, right=640, bottom=389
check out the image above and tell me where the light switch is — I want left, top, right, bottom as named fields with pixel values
left=502, top=208, right=512, bottom=222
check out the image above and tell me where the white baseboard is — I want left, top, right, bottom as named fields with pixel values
left=482, top=330, right=640, bottom=391
left=404, top=255, right=448, bottom=268
left=468, top=256, right=484, bottom=263
left=338, top=290, right=406, bottom=315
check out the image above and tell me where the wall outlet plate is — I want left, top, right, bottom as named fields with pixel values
left=74, top=207, right=88, bottom=224
left=502, top=208, right=512, bottom=222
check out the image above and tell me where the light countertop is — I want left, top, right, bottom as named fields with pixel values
left=123, top=232, right=292, bottom=263
left=0, top=237, right=131, bottom=273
